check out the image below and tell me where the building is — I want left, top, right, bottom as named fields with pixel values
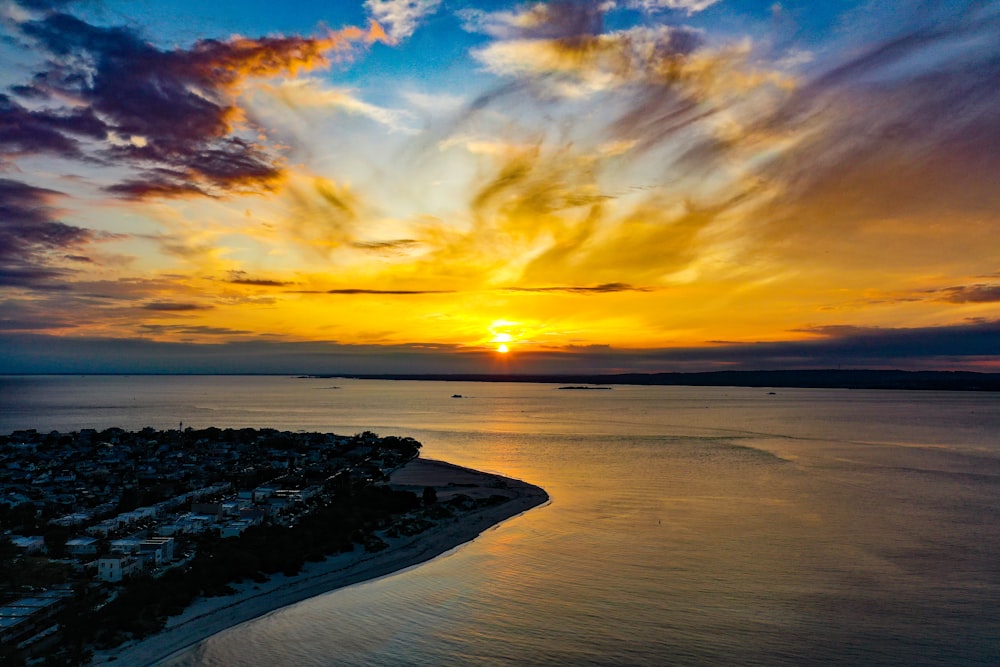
left=96, top=555, right=141, bottom=582
left=110, top=537, right=144, bottom=555
left=142, top=536, right=175, bottom=562
left=0, top=590, right=73, bottom=646
left=9, top=535, right=45, bottom=554
left=65, top=536, right=98, bottom=557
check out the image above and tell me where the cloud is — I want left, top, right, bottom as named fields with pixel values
left=0, top=334, right=486, bottom=374
left=365, top=0, right=442, bottom=42
left=939, top=285, right=1000, bottom=304
left=0, top=93, right=106, bottom=159
left=352, top=239, right=420, bottom=253
left=283, top=177, right=366, bottom=255
left=141, top=301, right=213, bottom=311
left=460, top=3, right=605, bottom=40
left=467, top=2, right=714, bottom=98
left=3, top=319, right=997, bottom=374
left=459, top=0, right=1000, bottom=298
left=323, top=288, right=453, bottom=295
left=621, top=0, right=721, bottom=14
left=11, top=11, right=386, bottom=199
left=737, top=8, right=1000, bottom=262
left=257, top=78, right=415, bottom=132
left=0, top=178, right=97, bottom=288
left=402, top=90, right=465, bottom=113
left=506, top=282, right=652, bottom=293
left=227, top=271, right=293, bottom=287
left=782, top=320, right=1000, bottom=363
left=138, top=324, right=253, bottom=336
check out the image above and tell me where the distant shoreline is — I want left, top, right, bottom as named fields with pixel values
left=302, top=369, right=1000, bottom=392
left=91, top=458, right=548, bottom=667
left=5, top=370, right=999, bottom=391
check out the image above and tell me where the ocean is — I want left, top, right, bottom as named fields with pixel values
left=2, top=375, right=999, bottom=665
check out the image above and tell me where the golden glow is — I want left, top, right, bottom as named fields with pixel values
left=8, top=1, right=998, bottom=374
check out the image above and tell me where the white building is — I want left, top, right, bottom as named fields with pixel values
left=97, top=555, right=141, bottom=582
left=142, top=536, right=175, bottom=562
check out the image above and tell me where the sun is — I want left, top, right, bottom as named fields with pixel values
left=489, top=321, right=519, bottom=355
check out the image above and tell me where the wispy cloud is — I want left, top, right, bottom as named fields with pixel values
left=142, top=301, right=213, bottom=311
left=227, top=271, right=293, bottom=287
left=352, top=239, right=420, bottom=253
left=620, top=0, right=721, bottom=14
left=506, top=283, right=653, bottom=293
left=256, top=78, right=416, bottom=133
left=365, top=0, right=442, bottom=42
left=138, top=324, right=253, bottom=336
left=323, top=288, right=454, bottom=295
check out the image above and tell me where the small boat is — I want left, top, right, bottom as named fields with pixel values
left=451, top=394, right=463, bottom=398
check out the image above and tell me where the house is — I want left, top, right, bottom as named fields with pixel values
left=142, top=536, right=174, bottom=562
left=9, top=535, right=45, bottom=555
left=138, top=538, right=174, bottom=566
left=220, top=520, right=253, bottom=538
left=97, top=555, right=140, bottom=582
left=109, top=537, right=143, bottom=555
left=65, top=536, right=98, bottom=557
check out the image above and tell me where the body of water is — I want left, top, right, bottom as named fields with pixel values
left=2, top=375, right=999, bottom=665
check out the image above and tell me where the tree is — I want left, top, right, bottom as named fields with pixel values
left=422, top=486, right=437, bottom=506
left=44, top=527, right=70, bottom=558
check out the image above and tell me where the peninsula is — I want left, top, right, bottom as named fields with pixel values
left=0, top=428, right=547, bottom=666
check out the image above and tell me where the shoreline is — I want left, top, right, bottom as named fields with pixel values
left=90, top=457, right=549, bottom=666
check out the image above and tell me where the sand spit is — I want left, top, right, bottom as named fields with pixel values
left=90, top=458, right=547, bottom=666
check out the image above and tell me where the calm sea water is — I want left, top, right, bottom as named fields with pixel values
left=2, top=375, right=999, bottom=665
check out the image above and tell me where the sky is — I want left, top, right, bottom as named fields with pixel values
left=0, top=0, right=998, bottom=374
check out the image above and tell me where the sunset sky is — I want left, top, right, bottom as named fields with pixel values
left=1, top=0, right=998, bottom=374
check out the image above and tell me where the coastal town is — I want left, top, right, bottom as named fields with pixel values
left=0, top=426, right=424, bottom=664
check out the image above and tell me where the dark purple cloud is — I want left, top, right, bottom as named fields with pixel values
left=225, top=270, right=292, bottom=287
left=938, top=285, right=1000, bottom=304
left=506, top=283, right=652, bottom=293
left=352, top=240, right=420, bottom=252
left=229, top=279, right=292, bottom=287
left=10, top=11, right=359, bottom=199
left=0, top=178, right=96, bottom=288
left=324, top=288, right=453, bottom=295
left=142, top=302, right=212, bottom=311
left=0, top=93, right=106, bottom=158
left=138, top=324, right=252, bottom=336
left=2, top=319, right=996, bottom=375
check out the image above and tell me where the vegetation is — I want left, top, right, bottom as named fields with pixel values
left=49, top=483, right=421, bottom=654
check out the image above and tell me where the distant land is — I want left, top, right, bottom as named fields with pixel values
left=307, top=370, right=1000, bottom=392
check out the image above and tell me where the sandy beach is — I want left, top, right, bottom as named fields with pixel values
left=89, top=458, right=548, bottom=666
